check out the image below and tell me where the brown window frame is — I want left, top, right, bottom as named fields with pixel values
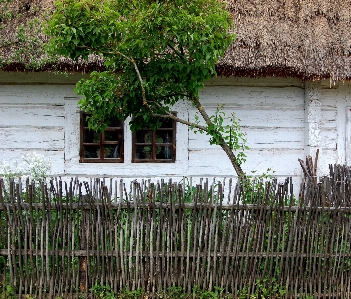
left=132, top=116, right=176, bottom=163
left=80, top=112, right=124, bottom=163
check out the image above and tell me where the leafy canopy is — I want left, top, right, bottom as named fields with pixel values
left=46, top=0, right=235, bottom=131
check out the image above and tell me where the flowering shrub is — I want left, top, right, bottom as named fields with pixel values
left=0, top=152, right=52, bottom=187
left=21, top=152, right=52, bottom=181
left=0, top=160, right=25, bottom=188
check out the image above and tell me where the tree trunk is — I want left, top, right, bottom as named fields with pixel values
left=191, top=96, right=246, bottom=178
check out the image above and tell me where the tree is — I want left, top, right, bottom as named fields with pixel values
left=45, top=0, right=248, bottom=177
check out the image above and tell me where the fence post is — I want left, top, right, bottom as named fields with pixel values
left=0, top=179, right=5, bottom=284
left=79, top=196, right=89, bottom=293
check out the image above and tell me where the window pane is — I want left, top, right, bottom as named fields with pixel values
left=135, top=145, right=152, bottom=159
left=159, top=118, right=173, bottom=128
left=83, top=145, right=100, bottom=158
left=107, top=117, right=122, bottom=127
left=104, top=145, right=120, bottom=158
left=83, top=114, right=90, bottom=127
left=136, top=130, right=152, bottom=143
left=132, top=115, right=175, bottom=163
left=156, top=131, right=172, bottom=144
left=84, top=129, right=100, bottom=143
left=81, top=112, right=124, bottom=162
left=156, top=146, right=173, bottom=159
left=104, top=131, right=119, bottom=142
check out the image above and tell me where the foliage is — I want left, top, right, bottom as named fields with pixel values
left=21, top=152, right=52, bottom=182
left=0, top=152, right=52, bottom=183
left=90, top=284, right=116, bottom=299
left=45, top=0, right=247, bottom=176
left=238, top=278, right=286, bottom=299
left=90, top=285, right=143, bottom=299
left=0, top=159, right=25, bottom=184
left=0, top=1, right=57, bottom=70
left=240, top=168, right=277, bottom=204
left=191, top=105, right=248, bottom=165
left=192, top=286, right=227, bottom=299
left=0, top=282, right=15, bottom=299
left=89, top=284, right=287, bottom=299
left=118, top=289, right=143, bottom=299
left=0, top=152, right=52, bottom=197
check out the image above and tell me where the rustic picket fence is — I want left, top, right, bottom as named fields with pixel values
left=1, top=166, right=351, bottom=298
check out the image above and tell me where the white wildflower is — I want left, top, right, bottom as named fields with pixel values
left=0, top=158, right=25, bottom=190
left=21, top=152, right=52, bottom=181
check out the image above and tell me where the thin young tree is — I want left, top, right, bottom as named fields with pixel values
left=46, top=0, right=248, bottom=177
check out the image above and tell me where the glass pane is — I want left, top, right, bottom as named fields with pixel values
left=107, top=117, right=121, bottom=127
left=103, top=145, right=120, bottom=158
left=83, top=146, right=100, bottom=158
left=136, top=130, right=152, bottom=143
left=156, top=146, right=173, bottom=159
left=83, top=114, right=90, bottom=127
left=135, top=145, right=152, bottom=159
left=156, top=131, right=172, bottom=144
left=159, top=118, right=173, bottom=128
left=104, top=131, right=119, bottom=142
left=84, top=129, right=100, bottom=143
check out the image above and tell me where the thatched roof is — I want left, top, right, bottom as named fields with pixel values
left=1, top=0, right=351, bottom=80
left=0, top=0, right=104, bottom=73
left=221, top=0, right=351, bottom=80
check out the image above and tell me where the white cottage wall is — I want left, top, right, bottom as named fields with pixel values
left=0, top=83, right=79, bottom=174
left=193, top=77, right=305, bottom=180
left=0, top=71, right=90, bottom=175
left=1, top=71, right=346, bottom=181
left=319, top=81, right=351, bottom=175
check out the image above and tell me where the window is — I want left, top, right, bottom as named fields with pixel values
left=132, top=117, right=176, bottom=162
left=80, top=112, right=123, bottom=163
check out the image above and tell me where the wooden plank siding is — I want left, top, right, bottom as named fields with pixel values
left=0, top=76, right=350, bottom=178
left=0, top=84, right=71, bottom=174
left=191, top=83, right=305, bottom=177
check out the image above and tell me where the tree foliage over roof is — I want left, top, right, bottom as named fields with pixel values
left=45, top=0, right=247, bottom=177
left=46, top=0, right=234, bottom=131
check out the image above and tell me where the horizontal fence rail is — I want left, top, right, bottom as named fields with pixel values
left=1, top=165, right=351, bottom=298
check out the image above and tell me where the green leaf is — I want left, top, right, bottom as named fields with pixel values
left=45, top=0, right=247, bottom=175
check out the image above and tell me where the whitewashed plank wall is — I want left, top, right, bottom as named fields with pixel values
left=0, top=71, right=348, bottom=180
left=0, top=73, right=79, bottom=175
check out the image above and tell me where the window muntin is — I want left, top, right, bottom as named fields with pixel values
left=80, top=112, right=123, bottom=163
left=132, top=117, right=176, bottom=163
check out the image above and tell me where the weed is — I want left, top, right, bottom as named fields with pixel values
left=238, top=278, right=286, bottom=299
left=0, top=282, right=15, bottom=299
left=90, top=285, right=144, bottom=299
left=90, top=284, right=115, bottom=299
left=119, top=289, right=143, bottom=299
left=192, top=286, right=227, bottom=299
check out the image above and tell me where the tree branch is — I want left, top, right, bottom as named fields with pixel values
left=152, top=93, right=188, bottom=101
left=167, top=42, right=186, bottom=61
left=151, top=113, right=207, bottom=132
left=190, top=94, right=246, bottom=178
left=95, top=48, right=154, bottom=113
left=114, top=51, right=149, bottom=107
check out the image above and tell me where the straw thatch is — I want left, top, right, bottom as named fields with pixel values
left=1, top=0, right=351, bottom=79
left=222, top=0, right=351, bottom=80
left=0, top=0, right=104, bottom=73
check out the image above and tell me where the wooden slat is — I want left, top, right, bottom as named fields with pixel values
left=1, top=170, right=351, bottom=298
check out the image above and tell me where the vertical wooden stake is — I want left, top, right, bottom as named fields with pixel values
left=79, top=196, right=88, bottom=293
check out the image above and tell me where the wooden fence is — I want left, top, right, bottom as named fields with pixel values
left=1, top=166, right=351, bottom=298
